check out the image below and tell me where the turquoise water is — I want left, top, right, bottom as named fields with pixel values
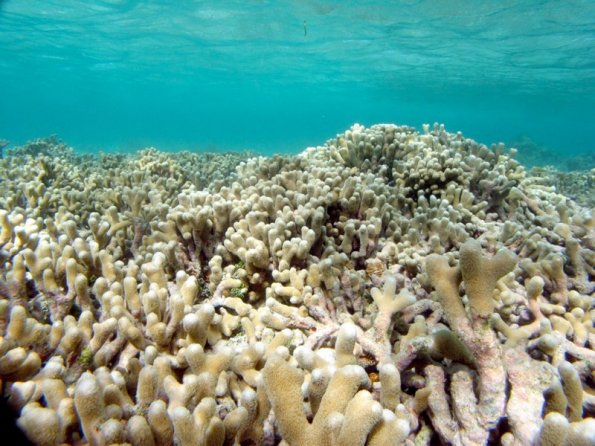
left=1, top=0, right=594, bottom=160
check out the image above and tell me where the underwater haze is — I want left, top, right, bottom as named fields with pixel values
left=1, top=3, right=595, bottom=445
left=0, top=0, right=594, bottom=159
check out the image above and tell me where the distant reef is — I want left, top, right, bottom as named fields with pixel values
left=507, top=134, right=595, bottom=171
left=0, top=124, right=593, bottom=446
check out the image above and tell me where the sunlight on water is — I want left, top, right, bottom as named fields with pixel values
left=0, top=0, right=593, bottom=159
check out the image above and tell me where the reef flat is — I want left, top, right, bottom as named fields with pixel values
left=0, top=123, right=593, bottom=445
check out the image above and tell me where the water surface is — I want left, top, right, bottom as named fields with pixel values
left=0, top=0, right=593, bottom=160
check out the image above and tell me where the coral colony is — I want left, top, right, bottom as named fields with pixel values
left=0, top=123, right=593, bottom=445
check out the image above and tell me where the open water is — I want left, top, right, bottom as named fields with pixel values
left=0, top=1, right=594, bottom=164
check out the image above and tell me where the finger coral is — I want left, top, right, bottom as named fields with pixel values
left=0, top=124, right=592, bottom=445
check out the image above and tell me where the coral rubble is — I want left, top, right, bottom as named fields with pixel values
left=0, top=124, right=593, bottom=445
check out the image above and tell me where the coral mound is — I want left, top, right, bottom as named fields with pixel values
left=0, top=124, right=593, bottom=445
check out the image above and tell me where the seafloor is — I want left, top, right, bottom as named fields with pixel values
left=0, top=123, right=593, bottom=445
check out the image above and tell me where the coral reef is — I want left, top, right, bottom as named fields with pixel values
left=0, top=123, right=593, bottom=445
left=529, top=167, right=594, bottom=208
left=503, top=136, right=594, bottom=207
left=507, top=134, right=595, bottom=171
left=4, top=136, right=75, bottom=161
left=0, top=139, right=9, bottom=159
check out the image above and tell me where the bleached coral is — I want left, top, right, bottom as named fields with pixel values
left=0, top=124, right=593, bottom=445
